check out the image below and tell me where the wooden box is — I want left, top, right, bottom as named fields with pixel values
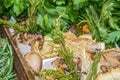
left=0, top=26, right=34, bottom=80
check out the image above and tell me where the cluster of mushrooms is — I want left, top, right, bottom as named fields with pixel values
left=12, top=32, right=120, bottom=80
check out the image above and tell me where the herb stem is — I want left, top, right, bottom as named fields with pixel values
left=0, top=19, right=27, bottom=32
left=86, top=52, right=101, bottom=80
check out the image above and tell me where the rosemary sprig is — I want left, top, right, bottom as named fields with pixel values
left=86, top=52, right=101, bottom=80
left=39, top=69, right=74, bottom=80
left=0, top=19, right=27, bottom=32
left=52, top=14, right=79, bottom=80
left=39, top=15, right=79, bottom=80
left=58, top=48, right=79, bottom=80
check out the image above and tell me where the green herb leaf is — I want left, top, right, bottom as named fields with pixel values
left=105, top=31, right=120, bottom=43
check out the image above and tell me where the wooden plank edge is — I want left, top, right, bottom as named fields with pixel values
left=3, top=27, right=35, bottom=80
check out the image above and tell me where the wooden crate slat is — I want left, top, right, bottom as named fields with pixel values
left=0, top=26, right=34, bottom=80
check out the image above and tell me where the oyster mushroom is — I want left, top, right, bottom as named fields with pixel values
left=72, top=38, right=95, bottom=48
left=87, top=42, right=105, bottom=53
left=24, top=52, right=42, bottom=73
left=97, top=68, right=120, bottom=80
left=12, top=33, right=43, bottom=45
left=78, top=34, right=93, bottom=40
left=63, top=31, right=77, bottom=41
left=65, top=38, right=93, bottom=78
left=96, top=48, right=120, bottom=80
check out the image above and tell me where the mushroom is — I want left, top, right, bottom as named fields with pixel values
left=24, top=52, right=42, bottom=73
